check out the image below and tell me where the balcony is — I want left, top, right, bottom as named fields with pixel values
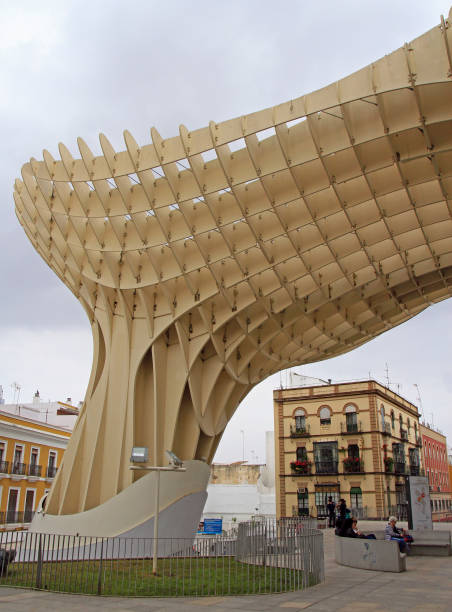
left=415, top=436, right=422, bottom=447
left=400, top=429, right=408, bottom=441
left=341, top=421, right=361, bottom=434
left=315, top=461, right=338, bottom=475
left=0, top=460, right=9, bottom=473
left=290, top=461, right=312, bottom=475
left=28, top=464, right=42, bottom=477
left=394, top=461, right=406, bottom=475
left=381, top=422, right=391, bottom=436
left=343, top=458, right=363, bottom=473
left=46, top=466, right=57, bottom=479
left=409, top=465, right=425, bottom=477
left=0, top=511, right=35, bottom=525
left=290, top=424, right=310, bottom=438
left=11, top=462, right=27, bottom=476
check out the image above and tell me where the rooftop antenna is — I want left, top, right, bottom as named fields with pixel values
left=384, top=363, right=391, bottom=388
left=413, top=384, right=423, bottom=418
left=11, top=382, right=21, bottom=405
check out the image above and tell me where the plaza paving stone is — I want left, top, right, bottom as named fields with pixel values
left=0, top=521, right=451, bottom=611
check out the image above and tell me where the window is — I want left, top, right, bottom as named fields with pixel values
left=391, top=411, right=395, bottom=429
left=296, top=446, right=307, bottom=461
left=30, top=448, right=38, bottom=466
left=294, top=409, right=306, bottom=432
left=345, top=444, right=361, bottom=473
left=345, top=405, right=357, bottom=432
left=399, top=414, right=403, bottom=429
left=315, top=487, right=339, bottom=517
left=380, top=405, right=386, bottom=428
left=0, top=442, right=4, bottom=462
left=319, top=406, right=331, bottom=425
left=297, top=489, right=309, bottom=516
left=350, top=487, right=363, bottom=510
left=314, top=442, right=338, bottom=473
left=14, top=445, right=23, bottom=466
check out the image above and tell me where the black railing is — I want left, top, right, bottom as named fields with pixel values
left=1, top=510, right=35, bottom=524
left=409, top=465, right=425, bottom=476
left=341, top=421, right=360, bottom=434
left=343, top=460, right=363, bottom=473
left=28, top=464, right=42, bottom=477
left=11, top=462, right=27, bottom=475
left=381, top=422, right=391, bottom=435
left=0, top=460, right=9, bottom=473
left=394, top=461, right=406, bottom=475
left=290, top=424, right=310, bottom=437
left=46, top=465, right=57, bottom=478
left=315, top=461, right=338, bottom=474
left=400, top=429, right=408, bottom=441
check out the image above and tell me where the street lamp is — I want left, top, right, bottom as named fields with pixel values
left=129, top=447, right=186, bottom=575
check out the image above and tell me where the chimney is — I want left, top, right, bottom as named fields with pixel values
left=66, top=397, right=72, bottom=405
left=33, top=390, right=40, bottom=404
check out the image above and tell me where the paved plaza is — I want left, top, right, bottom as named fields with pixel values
left=0, top=522, right=451, bottom=611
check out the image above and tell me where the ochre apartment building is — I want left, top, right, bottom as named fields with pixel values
left=0, top=400, right=77, bottom=530
left=274, top=379, right=424, bottom=520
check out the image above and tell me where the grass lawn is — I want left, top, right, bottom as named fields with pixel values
left=0, top=557, right=313, bottom=597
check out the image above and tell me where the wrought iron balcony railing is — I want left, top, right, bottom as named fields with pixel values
left=290, top=462, right=312, bottom=475
left=11, top=462, right=27, bottom=476
left=0, top=511, right=35, bottom=524
left=290, top=424, right=310, bottom=438
left=341, top=421, right=361, bottom=434
left=46, top=465, right=57, bottom=478
left=28, top=464, right=42, bottom=477
left=343, top=459, right=363, bottom=473
left=315, top=461, right=338, bottom=475
left=409, top=465, right=424, bottom=476
left=400, top=429, right=408, bottom=441
left=381, top=422, right=391, bottom=435
left=0, top=460, right=9, bottom=473
left=394, top=461, right=406, bottom=475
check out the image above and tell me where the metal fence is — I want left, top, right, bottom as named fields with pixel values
left=0, top=525, right=324, bottom=597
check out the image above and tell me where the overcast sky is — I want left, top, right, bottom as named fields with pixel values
left=1, top=1, right=451, bottom=462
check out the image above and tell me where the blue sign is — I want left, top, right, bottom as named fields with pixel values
left=203, top=518, right=223, bottom=534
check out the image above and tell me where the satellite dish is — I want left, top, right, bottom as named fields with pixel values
left=166, top=450, right=183, bottom=467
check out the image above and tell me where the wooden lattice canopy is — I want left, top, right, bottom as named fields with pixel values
left=14, top=10, right=452, bottom=515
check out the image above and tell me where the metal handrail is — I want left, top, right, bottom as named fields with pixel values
left=11, top=462, right=27, bottom=475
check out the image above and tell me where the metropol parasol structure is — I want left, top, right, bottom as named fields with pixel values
left=14, top=10, right=452, bottom=537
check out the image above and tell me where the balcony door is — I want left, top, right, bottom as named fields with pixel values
left=24, top=490, right=35, bottom=523
left=6, top=489, right=18, bottom=522
left=314, top=442, right=338, bottom=473
left=345, top=405, right=357, bottom=432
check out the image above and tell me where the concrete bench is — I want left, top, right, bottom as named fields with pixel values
left=373, top=530, right=451, bottom=556
left=335, top=536, right=406, bottom=572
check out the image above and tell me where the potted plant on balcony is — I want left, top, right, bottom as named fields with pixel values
left=384, top=456, right=394, bottom=473
left=290, top=459, right=311, bottom=474
left=343, top=456, right=360, bottom=472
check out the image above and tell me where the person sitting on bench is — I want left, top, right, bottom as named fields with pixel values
left=385, top=516, right=410, bottom=553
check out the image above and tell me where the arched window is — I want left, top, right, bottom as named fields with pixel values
left=407, top=418, right=411, bottom=432
left=294, top=408, right=306, bottom=433
left=399, top=414, right=403, bottom=429
left=380, top=404, right=386, bottom=429
left=319, top=406, right=331, bottom=425
left=391, top=410, right=395, bottom=429
left=345, top=404, right=357, bottom=432
left=414, top=422, right=418, bottom=437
